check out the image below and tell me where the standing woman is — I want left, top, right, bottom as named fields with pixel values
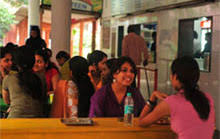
left=139, top=56, right=215, bottom=139
left=89, top=57, right=145, bottom=117
left=51, top=56, right=95, bottom=117
left=33, top=49, right=60, bottom=95
left=25, top=26, right=46, bottom=52
left=2, top=47, right=47, bottom=118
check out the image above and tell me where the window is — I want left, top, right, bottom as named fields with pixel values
left=141, top=23, right=157, bottom=63
left=178, top=17, right=212, bottom=72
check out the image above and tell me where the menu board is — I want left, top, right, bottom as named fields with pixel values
left=111, top=0, right=203, bottom=16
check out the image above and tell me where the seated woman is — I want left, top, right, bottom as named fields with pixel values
left=89, top=57, right=146, bottom=117
left=139, top=56, right=215, bottom=139
left=56, top=51, right=71, bottom=80
left=33, top=49, right=60, bottom=94
left=51, top=56, right=95, bottom=118
left=87, top=50, right=107, bottom=91
left=2, top=47, right=47, bottom=118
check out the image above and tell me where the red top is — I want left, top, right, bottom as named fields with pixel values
left=45, top=68, right=59, bottom=91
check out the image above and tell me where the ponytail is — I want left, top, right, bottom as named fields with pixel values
left=183, top=82, right=210, bottom=120
left=171, top=56, right=210, bottom=121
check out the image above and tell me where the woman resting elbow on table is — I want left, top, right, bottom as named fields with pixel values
left=139, top=91, right=169, bottom=126
left=139, top=56, right=215, bottom=139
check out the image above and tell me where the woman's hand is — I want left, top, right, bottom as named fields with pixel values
left=150, top=91, right=168, bottom=102
left=139, top=91, right=170, bottom=127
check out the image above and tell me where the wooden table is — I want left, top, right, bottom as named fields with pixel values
left=0, top=118, right=176, bottom=139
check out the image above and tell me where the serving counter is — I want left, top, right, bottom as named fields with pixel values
left=0, top=118, right=176, bottom=139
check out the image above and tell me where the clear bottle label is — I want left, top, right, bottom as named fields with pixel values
left=124, top=105, right=134, bottom=114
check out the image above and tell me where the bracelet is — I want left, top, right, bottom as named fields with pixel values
left=146, top=100, right=153, bottom=108
left=149, top=99, right=157, bottom=106
left=146, top=99, right=157, bottom=109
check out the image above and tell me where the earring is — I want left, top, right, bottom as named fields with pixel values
left=113, top=78, right=116, bottom=82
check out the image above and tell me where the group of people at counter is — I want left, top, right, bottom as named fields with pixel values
left=0, top=25, right=216, bottom=139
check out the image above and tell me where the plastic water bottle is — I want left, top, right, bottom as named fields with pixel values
left=67, top=81, right=78, bottom=119
left=124, top=92, right=134, bottom=126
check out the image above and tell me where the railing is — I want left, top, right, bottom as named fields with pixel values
left=136, top=66, right=158, bottom=97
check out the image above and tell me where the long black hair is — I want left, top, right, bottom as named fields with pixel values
left=0, top=47, right=11, bottom=59
left=171, top=56, right=210, bottom=120
left=13, top=47, right=43, bottom=100
left=69, top=56, right=95, bottom=117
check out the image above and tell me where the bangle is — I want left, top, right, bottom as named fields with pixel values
left=149, top=99, right=157, bottom=106
left=146, top=99, right=157, bottom=109
left=146, top=100, right=153, bottom=108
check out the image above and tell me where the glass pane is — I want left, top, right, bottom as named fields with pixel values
left=72, top=24, right=80, bottom=56
left=141, top=23, right=157, bottom=63
left=178, top=17, right=212, bottom=72
left=82, top=22, right=92, bottom=58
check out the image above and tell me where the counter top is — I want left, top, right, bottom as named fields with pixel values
left=0, top=118, right=176, bottom=139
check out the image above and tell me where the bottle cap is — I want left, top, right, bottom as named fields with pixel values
left=127, top=92, right=132, bottom=96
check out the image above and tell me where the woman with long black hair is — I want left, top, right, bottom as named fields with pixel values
left=51, top=56, right=94, bottom=118
left=2, top=47, right=47, bottom=118
left=139, top=56, right=215, bottom=139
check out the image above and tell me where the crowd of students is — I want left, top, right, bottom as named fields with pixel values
left=0, top=40, right=216, bottom=138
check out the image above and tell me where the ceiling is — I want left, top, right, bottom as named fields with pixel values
left=43, top=9, right=96, bottom=24
left=14, top=6, right=97, bottom=24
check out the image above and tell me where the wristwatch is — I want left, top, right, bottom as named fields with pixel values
left=146, top=99, right=157, bottom=108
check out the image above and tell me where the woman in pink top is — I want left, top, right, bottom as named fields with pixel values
left=139, top=56, right=215, bottom=139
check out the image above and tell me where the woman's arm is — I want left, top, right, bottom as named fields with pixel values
left=52, top=73, right=60, bottom=91
left=139, top=91, right=170, bottom=127
left=2, top=89, right=10, bottom=104
left=139, top=101, right=170, bottom=127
